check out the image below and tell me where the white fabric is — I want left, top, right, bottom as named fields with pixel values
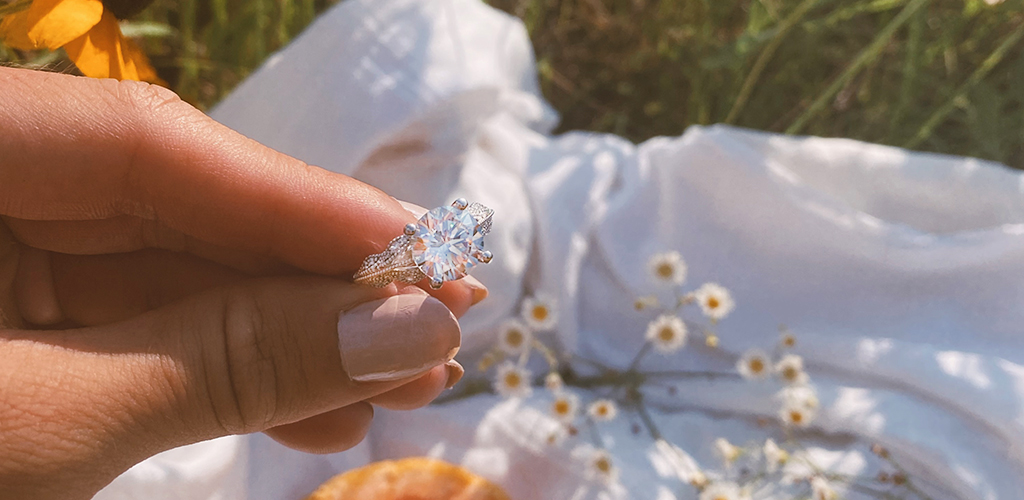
left=95, top=0, right=1024, bottom=499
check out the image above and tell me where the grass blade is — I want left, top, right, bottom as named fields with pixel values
left=785, top=0, right=929, bottom=135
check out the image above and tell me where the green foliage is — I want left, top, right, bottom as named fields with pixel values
left=1, top=0, right=1021, bottom=167
left=133, top=0, right=337, bottom=106
left=492, top=0, right=1024, bottom=168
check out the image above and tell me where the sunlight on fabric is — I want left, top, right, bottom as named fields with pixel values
left=649, top=439, right=699, bottom=483
left=856, top=338, right=894, bottom=365
left=935, top=351, right=992, bottom=389
left=833, top=388, right=885, bottom=434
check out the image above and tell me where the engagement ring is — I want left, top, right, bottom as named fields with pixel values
left=353, top=199, right=494, bottom=289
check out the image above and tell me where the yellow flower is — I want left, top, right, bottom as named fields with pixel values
left=1, top=0, right=161, bottom=82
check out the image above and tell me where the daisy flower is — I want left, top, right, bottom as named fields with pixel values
left=763, top=439, right=788, bottom=473
left=810, top=476, right=838, bottom=500
left=699, top=481, right=742, bottom=500
left=778, top=384, right=819, bottom=410
left=493, top=362, right=532, bottom=398
left=544, top=372, right=564, bottom=392
left=713, top=437, right=741, bottom=465
left=779, top=402, right=816, bottom=428
left=780, top=331, right=797, bottom=348
left=645, top=314, right=688, bottom=353
left=588, top=449, right=619, bottom=483
left=647, top=251, right=687, bottom=285
left=694, top=283, right=735, bottom=321
left=550, top=392, right=580, bottom=423
left=588, top=399, right=618, bottom=422
left=689, top=470, right=710, bottom=489
left=521, top=294, right=557, bottom=330
left=775, top=354, right=809, bottom=385
left=496, top=318, right=532, bottom=355
left=633, top=295, right=659, bottom=311
left=736, top=348, right=772, bottom=380
left=545, top=426, right=568, bottom=446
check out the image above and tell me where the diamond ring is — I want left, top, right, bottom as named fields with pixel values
left=353, top=198, right=494, bottom=289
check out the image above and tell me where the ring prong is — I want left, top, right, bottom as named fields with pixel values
left=452, top=198, right=469, bottom=210
left=429, top=277, right=444, bottom=289
left=477, top=250, right=493, bottom=264
left=404, top=223, right=417, bottom=236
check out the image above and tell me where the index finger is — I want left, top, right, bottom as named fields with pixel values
left=0, top=68, right=483, bottom=310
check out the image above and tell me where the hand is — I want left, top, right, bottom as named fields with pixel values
left=0, top=67, right=486, bottom=500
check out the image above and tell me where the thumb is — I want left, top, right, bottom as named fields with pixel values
left=0, top=277, right=460, bottom=500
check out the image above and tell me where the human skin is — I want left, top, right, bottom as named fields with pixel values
left=0, top=67, right=485, bottom=500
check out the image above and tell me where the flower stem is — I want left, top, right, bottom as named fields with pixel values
left=725, top=0, right=820, bottom=124
left=626, top=342, right=652, bottom=372
left=786, top=0, right=929, bottom=135
left=904, top=20, right=1024, bottom=150
left=635, top=401, right=663, bottom=440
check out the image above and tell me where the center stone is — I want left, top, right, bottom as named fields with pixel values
left=411, top=205, right=484, bottom=282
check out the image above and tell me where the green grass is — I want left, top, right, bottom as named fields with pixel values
left=2, top=0, right=1022, bottom=168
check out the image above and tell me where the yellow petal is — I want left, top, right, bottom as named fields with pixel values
left=122, top=33, right=165, bottom=84
left=0, top=10, right=37, bottom=50
left=63, top=10, right=138, bottom=80
left=0, top=0, right=104, bottom=50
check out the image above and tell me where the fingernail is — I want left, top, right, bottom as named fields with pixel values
left=444, top=360, right=465, bottom=389
left=462, top=275, right=489, bottom=305
left=338, top=294, right=461, bottom=382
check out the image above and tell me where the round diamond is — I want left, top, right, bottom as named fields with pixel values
left=411, top=205, right=485, bottom=282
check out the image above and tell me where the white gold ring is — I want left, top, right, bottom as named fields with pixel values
left=353, top=198, right=494, bottom=289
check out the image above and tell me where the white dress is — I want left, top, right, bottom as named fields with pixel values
left=95, top=1, right=1024, bottom=499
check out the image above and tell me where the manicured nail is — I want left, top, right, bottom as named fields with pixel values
left=462, top=275, right=489, bottom=305
left=338, top=294, right=461, bottom=382
left=444, top=360, right=465, bottom=389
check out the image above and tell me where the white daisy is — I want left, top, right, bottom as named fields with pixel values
left=496, top=318, right=532, bottom=355
left=493, top=361, right=532, bottom=398
left=780, top=331, right=797, bottom=348
left=521, top=294, right=557, bottom=330
left=645, top=314, right=688, bottom=353
left=633, top=295, right=659, bottom=311
left=779, top=401, right=816, bottom=428
left=588, top=449, right=619, bottom=483
left=713, top=437, right=741, bottom=465
left=775, top=354, right=809, bottom=385
left=699, top=481, right=742, bottom=500
left=810, top=476, right=838, bottom=500
left=545, top=372, right=564, bottom=392
left=778, top=384, right=819, bottom=410
left=763, top=438, right=788, bottom=473
left=545, top=426, right=569, bottom=446
left=588, top=399, right=618, bottom=422
left=694, top=283, right=736, bottom=321
left=689, top=470, right=710, bottom=489
left=736, top=348, right=772, bottom=380
left=647, top=251, right=687, bottom=285
left=551, top=391, right=580, bottom=423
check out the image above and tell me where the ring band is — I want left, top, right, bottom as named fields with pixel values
left=353, top=198, right=494, bottom=289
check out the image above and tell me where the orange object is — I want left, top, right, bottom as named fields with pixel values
left=0, top=0, right=161, bottom=83
left=305, top=457, right=511, bottom=500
